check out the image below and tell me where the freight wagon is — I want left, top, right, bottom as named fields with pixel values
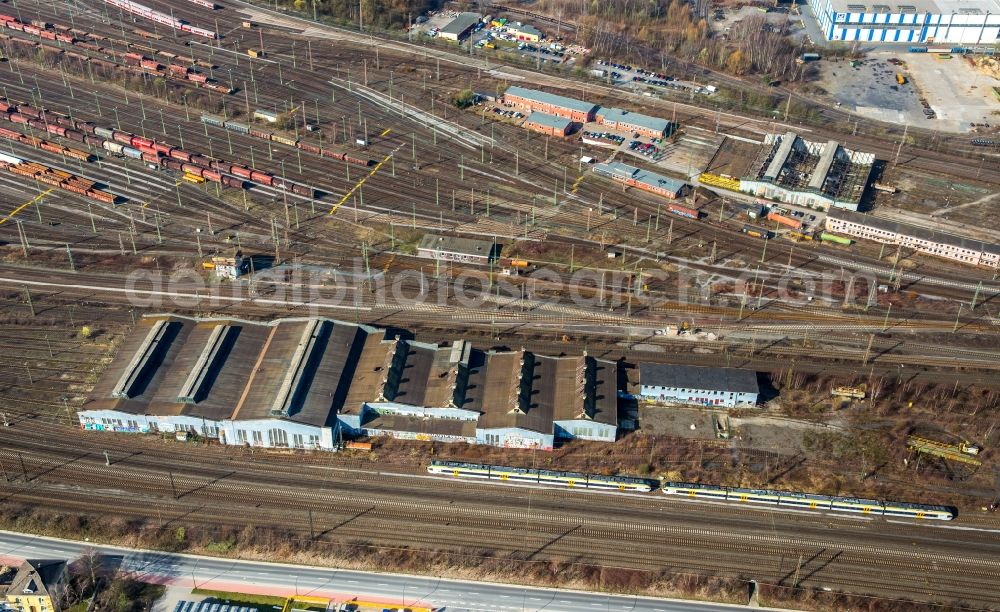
left=819, top=232, right=853, bottom=246
left=666, top=203, right=699, bottom=219
left=742, top=225, right=770, bottom=239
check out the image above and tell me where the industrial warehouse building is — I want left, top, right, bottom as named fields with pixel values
left=638, top=364, right=759, bottom=408
left=808, top=0, right=1000, bottom=44
left=523, top=112, right=573, bottom=137
left=740, top=131, right=873, bottom=211
left=503, top=86, right=598, bottom=122
left=593, top=161, right=688, bottom=199
left=79, top=316, right=620, bottom=451
left=438, top=12, right=482, bottom=41
left=509, top=23, right=543, bottom=41
left=596, top=108, right=673, bottom=139
left=416, top=234, right=500, bottom=264
left=826, top=210, right=1000, bottom=266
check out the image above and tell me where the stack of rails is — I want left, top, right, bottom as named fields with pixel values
left=0, top=98, right=318, bottom=198
left=201, top=114, right=377, bottom=169
left=0, top=152, right=116, bottom=203
left=0, top=13, right=231, bottom=94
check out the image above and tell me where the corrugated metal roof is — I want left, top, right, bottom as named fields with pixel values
left=827, top=209, right=1000, bottom=255
left=597, top=107, right=671, bottom=134
left=524, top=111, right=572, bottom=130
left=440, top=12, right=481, bottom=36
left=504, top=86, right=597, bottom=114
left=417, top=233, right=498, bottom=258
left=639, top=363, right=759, bottom=394
left=593, top=162, right=686, bottom=194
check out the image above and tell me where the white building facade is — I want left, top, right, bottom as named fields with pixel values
left=809, top=0, right=1000, bottom=44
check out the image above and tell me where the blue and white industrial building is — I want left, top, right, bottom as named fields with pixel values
left=808, top=0, right=1000, bottom=44
left=638, top=363, right=759, bottom=408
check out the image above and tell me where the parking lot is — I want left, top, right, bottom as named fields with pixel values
left=591, top=59, right=714, bottom=96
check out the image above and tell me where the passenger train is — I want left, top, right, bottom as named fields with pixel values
left=662, top=482, right=955, bottom=520
left=427, top=460, right=656, bottom=492
left=428, top=461, right=956, bottom=520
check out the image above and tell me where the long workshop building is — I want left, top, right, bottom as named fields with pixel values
left=808, top=0, right=1000, bottom=44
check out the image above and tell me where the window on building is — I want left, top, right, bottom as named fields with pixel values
left=252, top=430, right=263, bottom=444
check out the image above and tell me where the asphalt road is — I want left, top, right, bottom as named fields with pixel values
left=0, top=530, right=757, bottom=612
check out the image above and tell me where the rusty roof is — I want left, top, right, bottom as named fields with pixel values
left=385, top=340, right=469, bottom=408
left=471, top=350, right=553, bottom=434
left=363, top=413, right=477, bottom=439
left=86, top=315, right=393, bottom=427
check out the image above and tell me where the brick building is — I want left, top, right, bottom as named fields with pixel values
left=503, top=86, right=597, bottom=122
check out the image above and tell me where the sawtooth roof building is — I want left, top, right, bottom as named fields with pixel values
left=79, top=315, right=621, bottom=451
left=740, top=131, right=874, bottom=211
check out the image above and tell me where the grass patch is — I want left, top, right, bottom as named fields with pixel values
left=191, top=589, right=287, bottom=607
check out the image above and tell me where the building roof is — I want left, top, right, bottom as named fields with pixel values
left=827, top=209, right=1000, bottom=256
left=550, top=356, right=618, bottom=427
left=593, top=162, right=687, bottom=194
left=85, top=315, right=392, bottom=427
left=440, top=12, right=481, bottom=36
left=504, top=86, right=597, bottom=115
left=524, top=112, right=572, bottom=131
left=825, top=0, right=1000, bottom=14
left=639, top=363, right=759, bottom=394
left=764, top=131, right=798, bottom=181
left=465, top=350, right=551, bottom=434
left=512, top=24, right=543, bottom=37
left=417, top=234, right=499, bottom=259
left=383, top=340, right=469, bottom=408
left=363, top=413, right=477, bottom=439
left=8, top=560, right=65, bottom=600
left=598, top=107, right=671, bottom=134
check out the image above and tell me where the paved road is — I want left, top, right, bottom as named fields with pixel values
left=0, top=530, right=758, bottom=611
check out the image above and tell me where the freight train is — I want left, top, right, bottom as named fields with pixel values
left=0, top=97, right=318, bottom=197
left=200, top=114, right=376, bottom=167
left=0, top=13, right=231, bottom=94
left=428, top=461, right=955, bottom=520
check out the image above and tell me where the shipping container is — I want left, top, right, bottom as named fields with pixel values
left=766, top=212, right=802, bottom=229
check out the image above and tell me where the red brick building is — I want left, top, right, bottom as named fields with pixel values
left=522, top=112, right=572, bottom=137
left=503, top=86, right=597, bottom=122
